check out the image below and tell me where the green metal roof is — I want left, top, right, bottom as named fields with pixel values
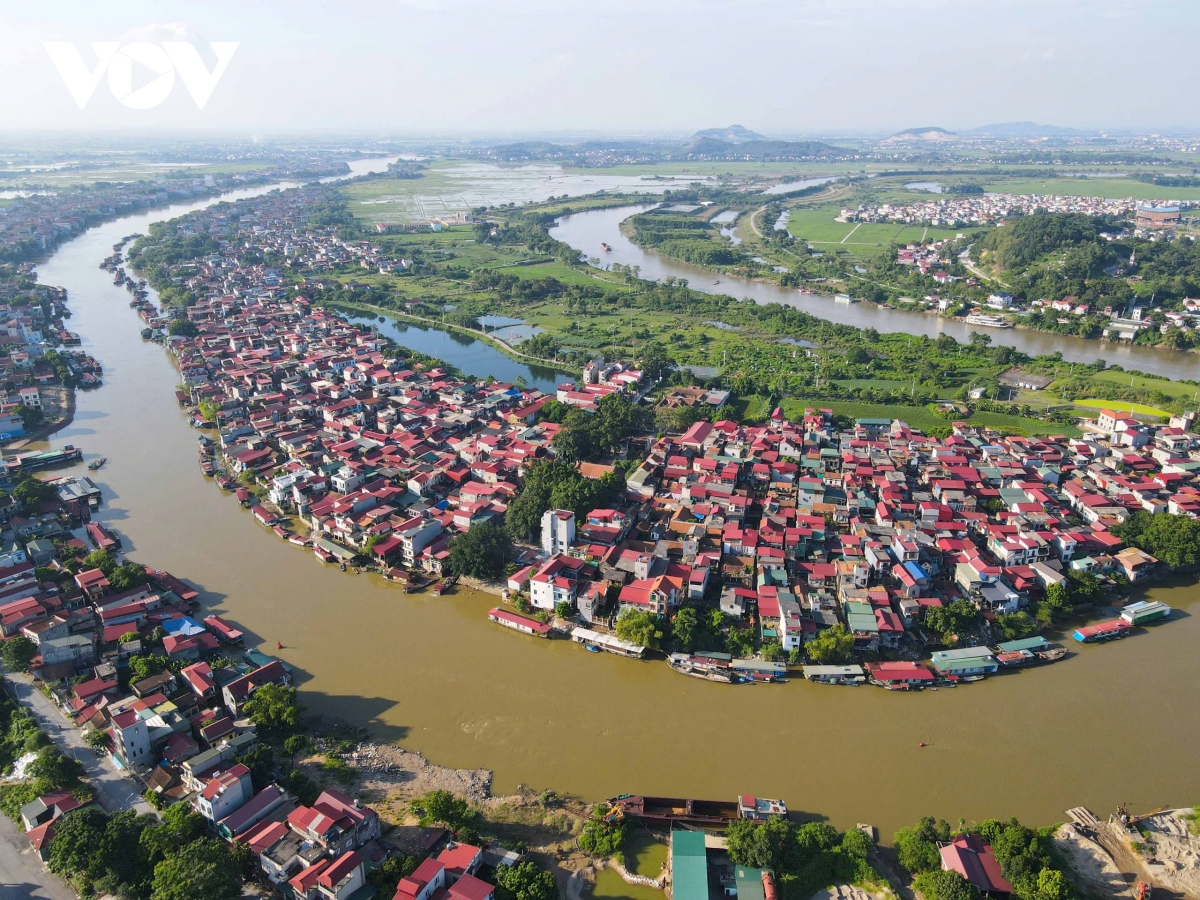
left=671, top=831, right=709, bottom=900
left=735, top=867, right=767, bottom=900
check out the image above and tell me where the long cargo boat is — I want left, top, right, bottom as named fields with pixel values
left=2, top=446, right=83, bottom=473
left=992, top=636, right=1067, bottom=667
left=609, top=794, right=787, bottom=828
left=1073, top=619, right=1132, bottom=643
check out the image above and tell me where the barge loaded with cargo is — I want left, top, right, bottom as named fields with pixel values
left=607, top=794, right=787, bottom=828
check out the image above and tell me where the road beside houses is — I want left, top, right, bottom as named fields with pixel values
left=2, top=672, right=153, bottom=817
left=0, top=808, right=77, bottom=900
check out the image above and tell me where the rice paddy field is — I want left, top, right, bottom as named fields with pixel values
left=1074, top=399, right=1173, bottom=418
left=980, top=177, right=1200, bottom=202
left=784, top=206, right=967, bottom=256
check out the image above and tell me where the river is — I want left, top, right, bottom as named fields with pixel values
left=26, top=175, right=1200, bottom=843
left=549, top=205, right=1200, bottom=381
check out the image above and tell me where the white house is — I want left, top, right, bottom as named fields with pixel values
left=540, top=509, right=575, bottom=556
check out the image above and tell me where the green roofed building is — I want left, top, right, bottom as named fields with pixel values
left=735, top=866, right=768, bottom=900
left=671, top=831, right=709, bottom=900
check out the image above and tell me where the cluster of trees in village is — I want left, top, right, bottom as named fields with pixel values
left=1112, top=511, right=1200, bottom=570
left=725, top=816, right=880, bottom=899
left=46, top=804, right=247, bottom=900
left=894, top=816, right=1076, bottom=900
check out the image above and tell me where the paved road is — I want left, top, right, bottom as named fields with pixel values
left=0, top=810, right=77, bottom=900
left=2, top=672, right=154, bottom=816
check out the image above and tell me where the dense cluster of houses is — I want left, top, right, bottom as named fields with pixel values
left=1, top=524, right=528, bottom=900
left=135, top=189, right=1195, bottom=682
left=840, top=192, right=1139, bottom=228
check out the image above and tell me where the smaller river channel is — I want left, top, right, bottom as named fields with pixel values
left=549, top=205, right=1200, bottom=381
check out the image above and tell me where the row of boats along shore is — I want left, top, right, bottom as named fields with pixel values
left=485, top=599, right=1172, bottom=690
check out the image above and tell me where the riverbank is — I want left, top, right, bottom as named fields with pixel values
left=2, top=384, right=75, bottom=449
left=552, top=204, right=1200, bottom=380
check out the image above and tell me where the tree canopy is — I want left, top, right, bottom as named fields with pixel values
left=614, top=608, right=665, bottom=649
left=448, top=521, right=514, bottom=580
left=804, top=623, right=855, bottom=664
left=242, top=682, right=302, bottom=737
left=1111, top=511, right=1200, bottom=570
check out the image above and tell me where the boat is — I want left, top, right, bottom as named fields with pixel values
left=667, top=653, right=733, bottom=683
left=585, top=644, right=601, bottom=653
left=1072, top=619, right=1132, bottom=643
left=834, top=293, right=855, bottom=304
left=964, top=313, right=1013, bottom=328
left=713, top=280, right=721, bottom=285
left=600, top=242, right=612, bottom=252
left=608, top=795, right=740, bottom=828
left=488, top=607, right=552, bottom=637
left=140, top=328, right=153, bottom=339
left=87, top=457, right=106, bottom=471
left=432, top=574, right=459, bottom=595
left=1036, top=647, right=1067, bottom=663
left=1119, top=600, right=1171, bottom=626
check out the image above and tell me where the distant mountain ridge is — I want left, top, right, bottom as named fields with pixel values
left=691, top=125, right=767, bottom=143
left=968, top=121, right=1084, bottom=137
left=681, top=137, right=840, bottom=159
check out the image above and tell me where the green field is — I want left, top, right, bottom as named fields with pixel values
left=784, top=207, right=967, bottom=256
left=778, top=398, right=1079, bottom=437
left=981, top=177, right=1200, bottom=202
left=1089, top=369, right=1200, bottom=402
left=1074, top=399, right=1172, bottom=418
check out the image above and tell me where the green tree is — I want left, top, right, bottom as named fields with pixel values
left=893, top=816, right=951, bottom=874
left=29, top=746, right=84, bottom=793
left=283, top=733, right=310, bottom=763
left=85, top=728, right=111, bottom=751
left=48, top=807, right=110, bottom=891
left=804, top=624, right=855, bottom=664
left=167, top=318, right=199, bottom=337
left=369, top=855, right=420, bottom=898
left=1, top=635, right=37, bottom=671
left=554, top=601, right=574, bottom=619
left=410, top=789, right=475, bottom=832
left=1112, top=510, right=1200, bottom=570
left=447, top=521, right=513, bottom=580
left=580, top=819, right=628, bottom=859
left=914, top=869, right=981, bottom=900
left=242, top=682, right=302, bottom=737
left=726, top=816, right=800, bottom=873
left=151, top=838, right=241, bottom=900
left=614, top=608, right=665, bottom=649
left=494, top=859, right=558, bottom=900
left=239, top=744, right=276, bottom=792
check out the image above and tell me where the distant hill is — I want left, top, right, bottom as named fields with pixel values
left=968, top=121, right=1084, bottom=137
left=691, top=125, right=767, bottom=143
left=883, top=127, right=959, bottom=143
left=679, top=137, right=840, bottom=159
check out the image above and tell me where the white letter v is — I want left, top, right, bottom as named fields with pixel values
left=43, top=42, right=120, bottom=108
left=164, top=42, right=239, bottom=109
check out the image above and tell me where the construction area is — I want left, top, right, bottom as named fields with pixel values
left=1056, top=805, right=1200, bottom=899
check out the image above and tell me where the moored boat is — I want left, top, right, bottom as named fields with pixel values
left=87, top=457, right=106, bottom=471
left=1073, top=619, right=1132, bottom=643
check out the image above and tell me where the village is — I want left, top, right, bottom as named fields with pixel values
left=85, top=184, right=1199, bottom=695
left=837, top=191, right=1169, bottom=229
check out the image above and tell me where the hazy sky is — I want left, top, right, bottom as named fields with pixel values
left=2, top=0, right=1196, bottom=137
